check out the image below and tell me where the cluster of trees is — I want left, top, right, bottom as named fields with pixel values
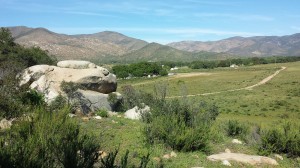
left=112, top=62, right=168, bottom=78
left=112, top=56, right=300, bottom=78
left=0, top=28, right=57, bottom=118
left=189, top=56, right=300, bottom=69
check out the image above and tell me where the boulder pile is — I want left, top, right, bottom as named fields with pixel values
left=18, top=60, right=121, bottom=112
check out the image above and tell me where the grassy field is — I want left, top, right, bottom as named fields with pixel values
left=118, top=62, right=300, bottom=126
left=82, top=61, right=300, bottom=167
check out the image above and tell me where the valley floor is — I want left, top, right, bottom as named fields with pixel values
left=82, top=62, right=300, bottom=167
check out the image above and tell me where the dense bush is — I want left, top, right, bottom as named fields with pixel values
left=96, top=108, right=109, bottom=118
left=100, top=148, right=150, bottom=168
left=225, top=120, right=250, bottom=140
left=0, top=28, right=56, bottom=118
left=144, top=99, right=218, bottom=152
left=189, top=56, right=300, bottom=69
left=20, top=89, right=45, bottom=106
left=0, top=107, right=100, bottom=167
left=259, top=122, right=300, bottom=157
left=120, top=85, right=219, bottom=152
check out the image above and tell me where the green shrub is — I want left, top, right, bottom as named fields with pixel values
left=120, top=85, right=219, bottom=152
left=121, top=85, right=154, bottom=110
left=259, top=122, right=300, bottom=157
left=0, top=28, right=56, bottom=119
left=20, top=89, right=45, bottom=106
left=48, top=94, right=67, bottom=111
left=226, top=120, right=250, bottom=140
left=144, top=98, right=218, bottom=152
left=0, top=107, right=100, bottom=167
left=108, top=93, right=122, bottom=112
left=100, top=148, right=150, bottom=168
left=96, top=108, right=109, bottom=118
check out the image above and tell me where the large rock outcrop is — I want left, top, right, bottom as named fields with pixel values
left=207, top=152, right=278, bottom=166
left=18, top=60, right=119, bottom=112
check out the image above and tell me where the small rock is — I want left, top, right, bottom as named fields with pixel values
left=222, top=160, right=231, bottom=166
left=274, top=154, right=283, bottom=160
left=112, top=120, right=118, bottom=124
left=192, top=155, right=199, bottom=158
left=94, top=116, right=102, bottom=120
left=82, top=117, right=90, bottom=122
left=225, top=148, right=231, bottom=153
left=98, top=151, right=108, bottom=160
left=108, top=111, right=118, bottom=117
left=68, top=113, right=77, bottom=118
left=0, top=118, right=13, bottom=129
left=124, top=105, right=150, bottom=120
left=232, top=139, right=243, bottom=144
left=163, top=154, right=171, bottom=159
left=153, top=157, right=161, bottom=162
left=170, top=151, right=177, bottom=158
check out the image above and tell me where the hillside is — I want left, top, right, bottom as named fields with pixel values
left=7, top=26, right=300, bottom=63
left=168, top=33, right=300, bottom=56
left=117, top=42, right=229, bottom=62
left=8, top=26, right=148, bottom=61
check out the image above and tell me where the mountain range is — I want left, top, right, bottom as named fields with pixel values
left=7, top=26, right=300, bottom=63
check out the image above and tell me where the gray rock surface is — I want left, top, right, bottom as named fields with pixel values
left=0, top=118, right=14, bottom=130
left=18, top=60, right=120, bottom=113
left=18, top=61, right=117, bottom=103
left=77, top=90, right=122, bottom=112
left=207, top=152, right=278, bottom=166
left=57, top=60, right=96, bottom=69
left=124, top=105, right=150, bottom=120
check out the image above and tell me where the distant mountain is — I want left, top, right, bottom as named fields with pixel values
left=6, top=26, right=300, bottom=63
left=167, top=34, right=300, bottom=56
left=7, top=26, right=148, bottom=61
left=116, top=42, right=230, bottom=63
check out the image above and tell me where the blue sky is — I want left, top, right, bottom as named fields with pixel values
left=1, top=0, right=300, bottom=44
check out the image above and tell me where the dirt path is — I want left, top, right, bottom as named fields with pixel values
left=131, top=72, right=211, bottom=86
left=167, top=66, right=286, bottom=99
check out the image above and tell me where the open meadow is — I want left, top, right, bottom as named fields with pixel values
left=80, top=61, right=300, bottom=167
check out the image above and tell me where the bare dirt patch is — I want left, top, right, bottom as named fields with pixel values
left=171, top=72, right=212, bottom=79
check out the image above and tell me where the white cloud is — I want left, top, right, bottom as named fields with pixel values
left=195, top=13, right=274, bottom=21
left=64, top=11, right=119, bottom=18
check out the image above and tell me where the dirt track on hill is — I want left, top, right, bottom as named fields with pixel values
left=167, top=66, right=286, bottom=98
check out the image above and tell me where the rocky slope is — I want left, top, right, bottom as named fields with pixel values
left=8, top=26, right=148, bottom=61
left=167, top=34, right=300, bottom=56
left=118, top=42, right=229, bottom=62
left=7, top=26, right=300, bottom=62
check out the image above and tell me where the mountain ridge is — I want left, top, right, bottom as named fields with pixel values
left=7, top=26, right=148, bottom=61
left=168, top=33, right=300, bottom=56
left=6, top=26, right=300, bottom=63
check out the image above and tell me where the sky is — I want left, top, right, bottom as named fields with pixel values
left=1, top=0, right=300, bottom=44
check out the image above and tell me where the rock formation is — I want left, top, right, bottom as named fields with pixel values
left=18, top=60, right=120, bottom=112
left=207, top=152, right=278, bottom=166
left=124, top=105, right=150, bottom=120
